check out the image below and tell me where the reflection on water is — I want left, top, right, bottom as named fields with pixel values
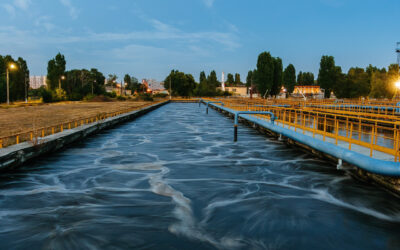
left=0, top=103, right=400, bottom=249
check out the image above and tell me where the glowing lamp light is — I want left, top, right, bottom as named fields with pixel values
left=9, top=63, right=16, bottom=70
left=396, top=81, right=400, bottom=89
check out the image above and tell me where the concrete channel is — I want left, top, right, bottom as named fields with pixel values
left=205, top=102, right=400, bottom=194
left=0, top=101, right=169, bottom=171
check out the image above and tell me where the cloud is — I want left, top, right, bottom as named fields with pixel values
left=203, top=0, right=215, bottom=8
left=2, top=4, right=16, bottom=17
left=13, top=0, right=31, bottom=10
left=60, top=0, right=79, bottom=19
left=34, top=16, right=56, bottom=31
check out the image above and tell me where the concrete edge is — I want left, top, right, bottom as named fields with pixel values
left=0, top=101, right=169, bottom=171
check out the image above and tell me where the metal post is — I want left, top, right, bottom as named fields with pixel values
left=25, top=76, right=27, bottom=103
left=234, top=125, right=238, bottom=142
left=169, top=78, right=172, bottom=100
left=6, top=68, right=10, bottom=105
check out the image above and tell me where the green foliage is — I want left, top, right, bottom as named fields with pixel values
left=106, top=74, right=117, bottom=86
left=153, top=93, right=169, bottom=98
left=234, top=73, right=242, bottom=85
left=317, top=55, right=340, bottom=98
left=271, top=57, right=283, bottom=96
left=246, top=70, right=253, bottom=87
left=283, top=64, right=296, bottom=93
left=39, top=87, right=53, bottom=103
left=104, top=91, right=117, bottom=98
left=164, top=70, right=197, bottom=97
left=53, top=88, right=67, bottom=101
left=124, top=74, right=140, bottom=92
left=199, top=71, right=207, bottom=84
left=83, top=94, right=96, bottom=101
left=207, top=70, right=220, bottom=89
left=226, top=73, right=234, bottom=85
left=297, top=71, right=315, bottom=85
left=137, top=93, right=154, bottom=101
left=47, top=53, right=66, bottom=90
left=116, top=95, right=127, bottom=101
left=255, top=52, right=281, bottom=98
left=370, top=71, right=389, bottom=98
left=0, top=55, right=30, bottom=103
left=255, top=52, right=274, bottom=97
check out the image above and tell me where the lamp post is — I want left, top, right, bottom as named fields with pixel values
left=24, top=75, right=28, bottom=103
left=6, top=63, right=17, bottom=105
left=92, top=80, right=96, bottom=95
left=58, top=75, right=65, bottom=89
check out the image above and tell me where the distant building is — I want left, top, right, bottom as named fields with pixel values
left=142, top=79, right=165, bottom=93
left=224, top=86, right=248, bottom=97
left=106, top=84, right=132, bottom=96
left=292, top=85, right=324, bottom=99
left=29, top=76, right=47, bottom=89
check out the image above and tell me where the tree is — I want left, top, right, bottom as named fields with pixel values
left=47, top=53, right=66, bottom=90
left=207, top=70, right=220, bottom=89
left=297, top=71, right=314, bottom=85
left=226, top=73, right=234, bottom=85
left=199, top=71, right=207, bottom=84
left=370, top=71, right=389, bottom=98
left=234, top=73, right=241, bottom=85
left=246, top=70, right=253, bottom=88
left=271, top=57, right=283, bottom=96
left=124, top=74, right=131, bottom=87
left=317, top=55, right=338, bottom=98
left=255, top=52, right=274, bottom=98
left=16, top=57, right=29, bottom=101
left=106, top=74, right=117, bottom=86
left=283, top=64, right=296, bottom=93
left=164, top=70, right=197, bottom=97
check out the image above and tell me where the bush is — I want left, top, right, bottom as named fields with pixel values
left=153, top=93, right=168, bottom=98
left=116, top=95, right=126, bottom=101
left=69, top=92, right=83, bottom=101
left=138, top=93, right=153, bottom=101
left=52, top=88, right=67, bottom=101
left=104, top=91, right=117, bottom=98
left=39, top=88, right=53, bottom=103
left=83, top=94, right=96, bottom=101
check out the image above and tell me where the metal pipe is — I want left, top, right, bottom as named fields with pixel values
left=233, top=110, right=276, bottom=142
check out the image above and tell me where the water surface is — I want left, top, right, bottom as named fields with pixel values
left=0, top=103, right=400, bottom=249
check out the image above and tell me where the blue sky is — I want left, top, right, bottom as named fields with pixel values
left=0, top=0, right=399, bottom=82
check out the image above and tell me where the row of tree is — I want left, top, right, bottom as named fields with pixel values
left=164, top=70, right=230, bottom=97
left=0, top=55, right=29, bottom=103
left=317, top=56, right=400, bottom=98
left=46, top=53, right=149, bottom=101
left=225, top=73, right=243, bottom=86
left=247, top=51, right=400, bottom=99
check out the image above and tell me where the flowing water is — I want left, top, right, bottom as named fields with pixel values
left=1, top=103, right=400, bottom=249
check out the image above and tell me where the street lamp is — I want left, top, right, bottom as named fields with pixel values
left=59, top=75, right=65, bottom=89
left=6, top=63, right=17, bottom=105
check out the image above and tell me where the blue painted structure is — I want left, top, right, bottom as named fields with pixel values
left=205, top=102, right=400, bottom=177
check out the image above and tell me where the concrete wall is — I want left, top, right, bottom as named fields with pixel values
left=0, top=101, right=168, bottom=171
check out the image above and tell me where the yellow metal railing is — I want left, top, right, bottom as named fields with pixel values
left=215, top=99, right=400, bottom=162
left=0, top=102, right=160, bottom=149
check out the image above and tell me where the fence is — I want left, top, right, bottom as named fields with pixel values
left=216, top=99, right=400, bottom=162
left=0, top=102, right=158, bottom=149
